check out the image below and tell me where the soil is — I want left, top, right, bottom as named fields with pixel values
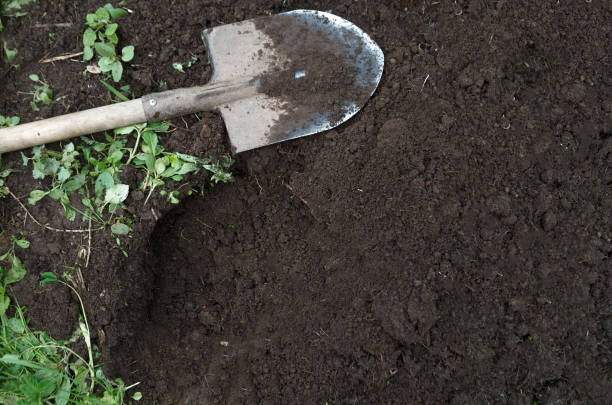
left=1, top=1, right=611, bottom=404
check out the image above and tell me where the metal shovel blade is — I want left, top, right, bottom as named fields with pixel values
left=203, top=10, right=384, bottom=153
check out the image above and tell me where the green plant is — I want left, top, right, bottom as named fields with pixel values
left=117, top=122, right=233, bottom=204
left=0, top=234, right=28, bottom=316
left=0, top=152, right=19, bottom=199
left=0, top=0, right=37, bottom=32
left=2, top=40, right=17, bottom=63
left=172, top=55, right=198, bottom=73
left=0, top=272, right=142, bottom=404
left=21, top=138, right=131, bottom=233
left=27, top=74, right=53, bottom=111
left=83, top=3, right=134, bottom=82
left=0, top=114, right=19, bottom=128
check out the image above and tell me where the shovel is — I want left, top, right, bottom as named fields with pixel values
left=0, top=10, right=383, bottom=154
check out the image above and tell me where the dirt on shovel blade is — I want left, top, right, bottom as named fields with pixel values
left=0, top=0, right=610, bottom=404
left=255, top=11, right=377, bottom=142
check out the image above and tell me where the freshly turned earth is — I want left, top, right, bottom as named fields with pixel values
left=1, top=1, right=610, bottom=404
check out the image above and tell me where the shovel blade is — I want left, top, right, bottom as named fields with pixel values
left=203, top=10, right=384, bottom=153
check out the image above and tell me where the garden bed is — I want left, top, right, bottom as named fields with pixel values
left=1, top=0, right=610, bottom=403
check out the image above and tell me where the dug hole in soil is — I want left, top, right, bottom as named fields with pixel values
left=1, top=1, right=611, bottom=404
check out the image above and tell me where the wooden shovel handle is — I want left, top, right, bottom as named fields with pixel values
left=0, top=99, right=146, bottom=154
left=0, top=80, right=257, bottom=154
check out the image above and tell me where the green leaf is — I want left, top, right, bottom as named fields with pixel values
left=6, top=316, right=24, bottom=333
left=28, top=189, right=48, bottom=205
left=104, top=183, right=129, bottom=204
left=60, top=198, right=76, bottom=221
left=83, top=45, right=94, bottom=61
left=104, top=4, right=128, bottom=19
left=142, top=131, right=158, bottom=153
left=109, top=149, right=124, bottom=164
left=82, top=197, right=94, bottom=210
left=94, top=42, right=116, bottom=58
left=62, top=173, right=86, bottom=193
left=111, top=223, right=130, bottom=235
left=41, top=90, right=53, bottom=104
left=132, top=392, right=143, bottom=401
left=57, top=166, right=71, bottom=182
left=3, top=41, right=18, bottom=63
left=0, top=295, right=10, bottom=316
left=177, top=162, right=198, bottom=175
left=41, top=156, right=59, bottom=174
left=56, top=378, right=72, bottom=405
left=107, top=32, right=119, bottom=44
left=111, top=61, right=123, bottom=82
left=95, top=171, right=114, bottom=196
left=83, top=28, right=96, bottom=47
left=95, top=7, right=110, bottom=22
left=148, top=122, right=170, bottom=132
left=121, top=45, right=134, bottom=62
left=28, top=73, right=39, bottom=82
left=14, top=238, right=30, bottom=249
left=154, top=158, right=166, bottom=175
left=86, top=13, right=98, bottom=27
left=49, top=188, right=64, bottom=200
left=105, top=23, right=118, bottom=36
left=98, top=56, right=115, bottom=73
left=160, top=166, right=178, bottom=178
left=0, top=354, right=44, bottom=369
left=144, top=154, right=156, bottom=172
left=172, top=62, right=185, bottom=73
left=5, top=256, right=26, bottom=284
left=40, top=272, right=57, bottom=287
left=115, top=125, right=136, bottom=135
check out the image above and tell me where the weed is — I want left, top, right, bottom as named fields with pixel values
left=83, top=3, right=133, bottom=82
left=21, top=138, right=131, bottom=232
left=21, top=120, right=234, bottom=231
left=0, top=114, right=19, bottom=128
left=172, top=54, right=198, bottom=73
left=0, top=153, right=18, bottom=200
left=117, top=123, right=234, bottom=204
left=0, top=272, right=142, bottom=404
left=27, top=74, right=53, bottom=111
left=2, top=40, right=17, bottom=63
left=0, top=234, right=28, bottom=316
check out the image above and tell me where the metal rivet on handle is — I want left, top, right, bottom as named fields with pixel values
left=149, top=99, right=157, bottom=106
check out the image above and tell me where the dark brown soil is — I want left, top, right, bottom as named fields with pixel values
left=1, top=1, right=611, bottom=404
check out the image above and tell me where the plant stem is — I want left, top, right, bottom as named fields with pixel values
left=125, top=127, right=143, bottom=166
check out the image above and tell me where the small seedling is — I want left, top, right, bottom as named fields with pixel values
left=0, top=234, right=29, bottom=316
left=0, top=114, right=19, bottom=128
left=83, top=3, right=133, bottom=82
left=0, top=153, right=18, bottom=199
left=172, top=54, right=198, bottom=73
left=27, top=74, right=53, bottom=111
left=2, top=40, right=17, bottom=63
left=171, top=62, right=185, bottom=73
